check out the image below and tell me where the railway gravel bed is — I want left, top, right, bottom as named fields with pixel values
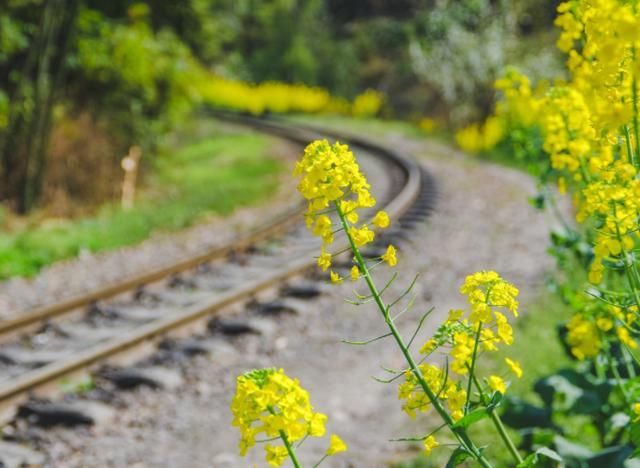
left=0, top=129, right=300, bottom=317
left=4, top=131, right=566, bottom=467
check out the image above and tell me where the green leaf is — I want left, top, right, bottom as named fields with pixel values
left=586, top=445, right=634, bottom=467
left=552, top=435, right=593, bottom=460
left=487, top=391, right=504, bottom=411
left=533, top=369, right=611, bottom=415
left=536, top=447, right=563, bottom=462
left=445, top=446, right=472, bottom=467
left=452, top=408, right=488, bottom=429
left=516, top=447, right=563, bottom=468
left=517, top=453, right=538, bottom=468
left=608, top=413, right=631, bottom=433
left=501, top=397, right=553, bottom=429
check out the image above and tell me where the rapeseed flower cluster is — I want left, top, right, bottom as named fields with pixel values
left=455, top=68, right=545, bottom=153
left=231, top=368, right=345, bottom=466
left=398, top=363, right=468, bottom=421
left=398, top=272, right=522, bottom=446
left=294, top=139, right=395, bottom=277
left=459, top=0, right=640, bottom=362
left=542, top=0, right=640, bottom=358
left=198, top=75, right=383, bottom=117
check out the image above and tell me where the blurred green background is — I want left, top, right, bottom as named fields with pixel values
left=0, top=0, right=561, bottom=277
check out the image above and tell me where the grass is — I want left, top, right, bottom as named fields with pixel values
left=0, top=117, right=284, bottom=279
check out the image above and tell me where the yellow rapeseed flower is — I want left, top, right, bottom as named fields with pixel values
left=265, top=445, right=289, bottom=467
left=348, top=225, right=375, bottom=247
left=488, top=375, right=507, bottom=394
left=423, top=435, right=439, bottom=455
left=372, top=210, right=390, bottom=229
left=318, top=248, right=332, bottom=272
left=330, top=271, right=343, bottom=284
left=326, top=434, right=348, bottom=455
left=505, top=358, right=523, bottom=378
left=350, top=265, right=360, bottom=281
left=231, top=368, right=329, bottom=464
left=382, top=245, right=397, bottom=266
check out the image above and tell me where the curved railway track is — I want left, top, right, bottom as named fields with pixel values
left=0, top=116, right=432, bottom=425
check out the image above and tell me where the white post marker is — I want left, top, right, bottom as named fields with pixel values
left=121, top=145, right=142, bottom=210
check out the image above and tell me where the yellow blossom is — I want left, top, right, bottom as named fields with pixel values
left=505, top=358, right=523, bottom=378
left=447, top=309, right=464, bottom=323
left=317, top=248, right=331, bottom=272
left=265, top=445, right=289, bottom=467
left=349, top=225, right=375, bottom=247
left=419, top=339, right=437, bottom=355
left=382, top=245, right=397, bottom=266
left=231, top=368, right=330, bottom=463
left=423, top=435, right=439, bottom=455
left=326, top=434, right=347, bottom=455
left=617, top=327, right=637, bottom=349
left=566, top=314, right=602, bottom=360
left=350, top=265, right=360, bottom=281
left=488, top=375, right=507, bottom=394
left=330, top=271, right=343, bottom=284
left=372, top=211, right=390, bottom=229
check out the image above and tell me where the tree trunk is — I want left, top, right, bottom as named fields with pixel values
left=0, top=0, right=79, bottom=213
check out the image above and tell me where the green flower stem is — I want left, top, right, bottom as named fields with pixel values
left=606, top=348, right=631, bottom=404
left=625, top=349, right=637, bottom=378
left=279, top=430, right=302, bottom=468
left=465, top=322, right=483, bottom=415
left=312, top=454, right=328, bottom=468
left=612, top=205, right=640, bottom=313
left=268, top=407, right=302, bottom=468
left=624, top=125, right=636, bottom=167
left=334, top=203, right=493, bottom=468
left=470, top=374, right=524, bottom=465
left=632, top=59, right=640, bottom=164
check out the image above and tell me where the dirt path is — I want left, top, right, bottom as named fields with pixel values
left=35, top=134, right=562, bottom=467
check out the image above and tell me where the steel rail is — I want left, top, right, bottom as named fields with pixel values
left=0, top=117, right=423, bottom=417
left=0, top=208, right=303, bottom=337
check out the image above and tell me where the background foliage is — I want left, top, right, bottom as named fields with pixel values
left=0, top=0, right=560, bottom=215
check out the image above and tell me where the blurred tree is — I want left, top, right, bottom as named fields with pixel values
left=0, top=0, right=79, bottom=213
left=0, top=0, right=203, bottom=212
left=0, top=0, right=562, bottom=213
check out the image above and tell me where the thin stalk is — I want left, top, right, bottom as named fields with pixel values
left=334, top=202, right=493, bottom=468
left=544, top=184, right=573, bottom=234
left=623, top=344, right=637, bottom=379
left=312, top=454, right=327, bottom=468
left=606, top=348, right=631, bottom=404
left=471, top=374, right=523, bottom=465
left=279, top=429, right=302, bottom=468
left=268, top=407, right=302, bottom=468
left=613, top=205, right=640, bottom=312
left=465, top=322, right=483, bottom=414
left=624, top=125, right=636, bottom=167
left=633, top=55, right=640, bottom=165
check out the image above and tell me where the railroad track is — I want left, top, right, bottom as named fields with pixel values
left=0, top=116, right=432, bottom=427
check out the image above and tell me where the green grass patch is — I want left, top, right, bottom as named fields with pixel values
left=0, top=118, right=283, bottom=279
